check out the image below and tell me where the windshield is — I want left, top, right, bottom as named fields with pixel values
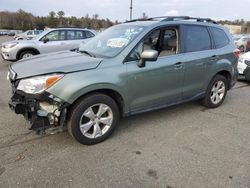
left=79, top=24, right=145, bottom=58
left=32, top=30, right=47, bottom=40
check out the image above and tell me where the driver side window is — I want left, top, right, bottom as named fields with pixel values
left=126, top=27, right=178, bottom=62
left=127, top=30, right=160, bottom=62
left=41, top=31, right=66, bottom=41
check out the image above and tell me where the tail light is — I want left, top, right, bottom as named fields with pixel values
left=233, top=49, right=240, bottom=59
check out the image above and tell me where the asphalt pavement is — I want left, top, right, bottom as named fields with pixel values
left=0, top=36, right=250, bottom=188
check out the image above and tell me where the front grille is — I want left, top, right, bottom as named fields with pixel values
left=245, top=60, right=250, bottom=66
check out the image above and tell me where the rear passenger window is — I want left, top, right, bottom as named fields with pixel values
left=183, top=25, right=211, bottom=53
left=210, top=27, right=229, bottom=48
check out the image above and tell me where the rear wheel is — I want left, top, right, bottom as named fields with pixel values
left=201, top=75, right=228, bottom=108
left=67, top=93, right=119, bottom=145
left=19, top=50, right=36, bottom=60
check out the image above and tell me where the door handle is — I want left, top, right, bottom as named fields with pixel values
left=174, top=62, right=183, bottom=69
left=210, top=55, right=219, bottom=62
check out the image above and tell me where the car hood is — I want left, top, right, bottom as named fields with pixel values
left=3, top=39, right=37, bottom=46
left=10, top=51, right=103, bottom=79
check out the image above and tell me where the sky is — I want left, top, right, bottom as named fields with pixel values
left=0, top=0, right=250, bottom=22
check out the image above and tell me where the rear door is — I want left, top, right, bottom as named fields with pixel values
left=180, top=24, right=213, bottom=99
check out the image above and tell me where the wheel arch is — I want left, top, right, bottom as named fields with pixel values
left=215, top=70, right=232, bottom=89
left=68, top=88, right=126, bottom=118
left=16, top=47, right=40, bottom=60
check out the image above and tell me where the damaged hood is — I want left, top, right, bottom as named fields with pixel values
left=10, top=51, right=103, bottom=79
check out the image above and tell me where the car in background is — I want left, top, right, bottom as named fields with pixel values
left=234, top=35, right=249, bottom=52
left=14, top=30, right=44, bottom=40
left=0, top=30, right=9, bottom=36
left=246, top=38, right=250, bottom=52
left=1, top=28, right=96, bottom=61
left=238, top=52, right=250, bottom=81
left=8, top=31, right=17, bottom=36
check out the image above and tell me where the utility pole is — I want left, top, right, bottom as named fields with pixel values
left=130, top=0, right=133, bottom=20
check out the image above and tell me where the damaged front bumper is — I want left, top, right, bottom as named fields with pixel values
left=9, top=90, right=69, bottom=134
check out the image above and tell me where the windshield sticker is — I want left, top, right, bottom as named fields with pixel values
left=107, top=38, right=129, bottom=48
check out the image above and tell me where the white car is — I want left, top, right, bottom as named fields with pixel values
left=1, top=28, right=96, bottom=61
left=234, top=36, right=249, bottom=52
left=14, top=30, right=43, bottom=40
left=238, top=52, right=250, bottom=81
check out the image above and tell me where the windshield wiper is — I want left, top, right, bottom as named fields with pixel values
left=79, top=50, right=96, bottom=58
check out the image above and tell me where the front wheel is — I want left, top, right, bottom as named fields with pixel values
left=201, top=75, right=228, bottom=108
left=67, top=93, right=120, bottom=145
left=19, top=50, right=35, bottom=60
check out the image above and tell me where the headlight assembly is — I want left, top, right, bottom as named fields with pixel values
left=17, top=74, right=64, bottom=94
left=3, top=42, right=18, bottom=48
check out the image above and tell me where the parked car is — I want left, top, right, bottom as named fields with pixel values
left=1, top=28, right=96, bottom=61
left=234, top=35, right=249, bottom=52
left=238, top=52, right=250, bottom=81
left=8, top=31, right=17, bottom=36
left=7, top=16, right=239, bottom=145
left=246, top=38, right=250, bottom=52
left=13, top=30, right=43, bottom=40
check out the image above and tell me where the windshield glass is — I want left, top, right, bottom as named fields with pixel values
left=32, top=30, right=47, bottom=40
left=79, top=25, right=145, bottom=58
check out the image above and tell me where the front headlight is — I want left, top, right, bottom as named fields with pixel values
left=17, top=74, right=64, bottom=94
left=3, top=42, right=18, bottom=48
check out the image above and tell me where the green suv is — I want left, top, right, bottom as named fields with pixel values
left=8, top=16, right=239, bottom=145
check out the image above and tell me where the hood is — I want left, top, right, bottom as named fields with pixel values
left=3, top=40, right=36, bottom=46
left=10, top=51, right=103, bottom=79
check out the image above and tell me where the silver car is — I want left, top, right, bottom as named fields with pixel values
left=1, top=28, right=96, bottom=61
left=14, top=30, right=43, bottom=40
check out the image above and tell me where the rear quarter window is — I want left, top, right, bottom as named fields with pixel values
left=210, top=27, right=230, bottom=48
left=182, top=25, right=212, bottom=53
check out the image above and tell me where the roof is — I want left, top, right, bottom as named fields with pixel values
left=123, top=16, right=219, bottom=28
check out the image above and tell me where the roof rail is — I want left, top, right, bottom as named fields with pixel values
left=125, top=16, right=217, bottom=24
left=125, top=18, right=154, bottom=23
left=160, top=16, right=217, bottom=24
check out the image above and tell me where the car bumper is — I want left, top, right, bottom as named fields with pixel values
left=238, top=61, right=247, bottom=74
left=1, top=47, right=17, bottom=61
left=238, top=60, right=250, bottom=81
left=9, top=81, right=69, bottom=133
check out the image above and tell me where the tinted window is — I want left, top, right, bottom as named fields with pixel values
left=183, top=25, right=211, bottom=52
left=67, top=30, right=86, bottom=40
left=27, top=31, right=33, bottom=35
left=210, top=27, right=229, bottom=48
left=85, top=31, right=95, bottom=38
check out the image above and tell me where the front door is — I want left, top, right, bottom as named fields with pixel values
left=126, top=27, right=185, bottom=113
left=38, top=30, right=68, bottom=53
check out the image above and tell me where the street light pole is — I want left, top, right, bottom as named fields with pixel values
left=130, top=0, right=133, bottom=20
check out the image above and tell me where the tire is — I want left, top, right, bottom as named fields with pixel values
left=19, top=50, right=36, bottom=60
left=201, top=75, right=228, bottom=108
left=67, top=93, right=120, bottom=145
left=239, top=46, right=245, bottom=53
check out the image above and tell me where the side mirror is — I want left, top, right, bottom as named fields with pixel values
left=137, top=50, right=158, bottom=68
left=43, top=37, right=49, bottom=43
